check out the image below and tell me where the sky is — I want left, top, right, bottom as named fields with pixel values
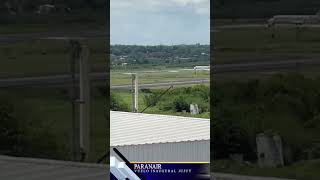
left=111, top=0, right=210, bottom=45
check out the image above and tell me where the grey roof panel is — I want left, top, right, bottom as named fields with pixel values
left=111, top=111, right=210, bottom=146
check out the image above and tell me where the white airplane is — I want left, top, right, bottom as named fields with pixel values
left=193, top=66, right=210, bottom=71
left=268, top=10, right=320, bottom=27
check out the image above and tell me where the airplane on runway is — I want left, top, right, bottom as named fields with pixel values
left=193, top=66, right=210, bottom=71
left=268, top=10, right=320, bottom=27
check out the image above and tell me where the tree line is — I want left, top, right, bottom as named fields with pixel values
left=111, top=44, right=210, bottom=68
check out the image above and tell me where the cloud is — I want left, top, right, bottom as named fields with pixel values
left=110, top=0, right=210, bottom=45
left=111, top=0, right=210, bottom=15
left=171, top=0, right=208, bottom=6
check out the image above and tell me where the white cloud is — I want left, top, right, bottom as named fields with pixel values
left=171, top=0, right=208, bottom=6
left=110, top=0, right=210, bottom=45
left=111, top=0, right=210, bottom=15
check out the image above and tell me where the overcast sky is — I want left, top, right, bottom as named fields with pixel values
left=111, top=0, right=210, bottom=45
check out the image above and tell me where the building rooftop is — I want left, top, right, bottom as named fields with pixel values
left=111, top=111, right=210, bottom=147
left=0, top=155, right=108, bottom=180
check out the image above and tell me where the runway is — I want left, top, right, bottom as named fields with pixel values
left=213, top=59, right=320, bottom=74
left=1, top=59, right=319, bottom=88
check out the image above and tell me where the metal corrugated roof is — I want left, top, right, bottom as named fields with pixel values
left=0, top=155, right=108, bottom=180
left=110, top=111, right=210, bottom=147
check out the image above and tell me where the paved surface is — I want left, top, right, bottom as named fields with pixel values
left=213, top=59, right=320, bottom=74
left=214, top=23, right=320, bottom=30
left=0, top=73, right=208, bottom=89
left=111, top=79, right=209, bottom=90
left=212, top=173, right=296, bottom=180
left=0, top=155, right=108, bottom=180
left=0, top=30, right=106, bottom=45
left=0, top=155, right=300, bottom=180
left=0, top=72, right=107, bottom=88
left=0, top=59, right=319, bottom=88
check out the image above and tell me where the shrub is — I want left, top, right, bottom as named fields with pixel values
left=110, top=92, right=129, bottom=111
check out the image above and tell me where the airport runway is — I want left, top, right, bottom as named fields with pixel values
left=0, top=71, right=209, bottom=88
left=0, top=72, right=107, bottom=88
left=214, top=23, right=320, bottom=30
left=0, top=59, right=320, bottom=88
left=0, top=73, right=208, bottom=89
left=111, top=79, right=209, bottom=90
left=0, top=29, right=107, bottom=46
left=213, top=59, right=320, bottom=74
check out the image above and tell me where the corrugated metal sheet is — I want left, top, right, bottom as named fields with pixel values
left=111, top=140, right=210, bottom=162
left=111, top=111, right=210, bottom=146
left=0, top=155, right=108, bottom=180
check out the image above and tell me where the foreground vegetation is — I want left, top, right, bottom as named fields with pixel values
left=111, top=85, right=210, bottom=119
left=0, top=87, right=107, bottom=162
left=212, top=73, right=320, bottom=179
left=214, top=159, right=320, bottom=180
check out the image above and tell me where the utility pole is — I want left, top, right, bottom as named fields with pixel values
left=79, top=44, right=90, bottom=161
left=69, top=40, right=91, bottom=162
left=70, top=40, right=81, bottom=162
left=131, top=73, right=138, bottom=113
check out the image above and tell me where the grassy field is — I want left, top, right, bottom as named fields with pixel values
left=111, top=69, right=209, bottom=86
left=0, top=38, right=107, bottom=77
left=0, top=20, right=108, bottom=162
left=214, top=159, right=320, bottom=180
left=0, top=87, right=107, bottom=162
left=214, top=25, right=320, bottom=64
left=212, top=22, right=320, bottom=83
left=213, top=20, right=320, bottom=179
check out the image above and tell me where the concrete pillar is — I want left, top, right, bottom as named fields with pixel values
left=131, top=74, right=138, bottom=113
left=79, top=45, right=90, bottom=161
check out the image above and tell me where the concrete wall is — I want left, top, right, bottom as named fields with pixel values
left=256, top=133, right=284, bottom=167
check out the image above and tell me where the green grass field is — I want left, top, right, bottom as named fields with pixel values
left=0, top=14, right=108, bottom=161
left=0, top=87, right=107, bottom=162
left=214, top=159, right=320, bottom=180
left=0, top=38, right=107, bottom=77
left=214, top=25, right=320, bottom=64
left=111, top=69, right=209, bottom=86
left=213, top=21, right=320, bottom=179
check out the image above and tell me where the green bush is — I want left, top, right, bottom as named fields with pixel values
left=110, top=92, right=129, bottom=111
left=148, top=85, right=210, bottom=114
left=0, top=91, right=61, bottom=159
left=0, top=95, right=24, bottom=154
left=213, top=73, right=320, bottom=162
